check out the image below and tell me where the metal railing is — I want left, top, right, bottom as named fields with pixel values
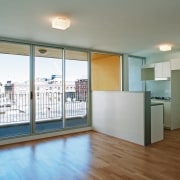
left=0, top=92, right=87, bottom=125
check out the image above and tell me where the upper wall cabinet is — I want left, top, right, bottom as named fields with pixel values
left=155, top=62, right=170, bottom=80
left=141, top=64, right=155, bottom=80
left=141, top=62, right=171, bottom=81
left=171, top=59, right=180, bottom=70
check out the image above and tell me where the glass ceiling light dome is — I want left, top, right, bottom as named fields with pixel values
left=52, top=16, right=70, bottom=30
left=159, top=44, right=172, bottom=51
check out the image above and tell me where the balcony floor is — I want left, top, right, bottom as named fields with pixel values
left=0, top=117, right=87, bottom=139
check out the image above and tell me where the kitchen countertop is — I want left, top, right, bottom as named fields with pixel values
left=151, top=98, right=171, bottom=102
left=151, top=102, right=164, bottom=106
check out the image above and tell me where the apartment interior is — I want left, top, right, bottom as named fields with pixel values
left=1, top=0, right=180, bottom=179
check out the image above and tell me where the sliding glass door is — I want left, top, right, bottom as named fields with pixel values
left=35, top=46, right=63, bottom=133
left=0, top=42, right=31, bottom=138
left=65, top=49, right=89, bottom=128
left=0, top=41, right=90, bottom=139
left=34, top=48, right=89, bottom=132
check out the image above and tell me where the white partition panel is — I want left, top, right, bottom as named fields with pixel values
left=92, top=91, right=146, bottom=145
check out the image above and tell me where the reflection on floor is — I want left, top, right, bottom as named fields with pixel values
left=0, top=130, right=180, bottom=179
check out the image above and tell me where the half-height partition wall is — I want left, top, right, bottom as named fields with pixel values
left=92, top=91, right=151, bottom=146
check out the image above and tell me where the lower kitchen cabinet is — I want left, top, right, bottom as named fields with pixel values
left=151, top=104, right=164, bottom=143
left=151, top=100, right=171, bottom=129
left=163, top=101, right=171, bottom=129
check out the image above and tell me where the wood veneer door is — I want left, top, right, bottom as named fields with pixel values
left=91, top=52, right=121, bottom=91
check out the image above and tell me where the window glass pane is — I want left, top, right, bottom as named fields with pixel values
left=0, top=42, right=30, bottom=138
left=128, top=56, right=144, bottom=91
left=35, top=46, right=63, bottom=133
left=65, top=50, right=89, bottom=128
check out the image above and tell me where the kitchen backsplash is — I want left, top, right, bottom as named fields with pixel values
left=146, top=80, right=171, bottom=98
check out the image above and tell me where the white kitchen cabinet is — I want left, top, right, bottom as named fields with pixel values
left=151, top=100, right=171, bottom=129
left=163, top=62, right=171, bottom=77
left=151, top=104, right=164, bottom=143
left=141, top=62, right=170, bottom=81
left=170, top=59, right=180, bottom=70
left=155, top=62, right=170, bottom=80
left=154, top=62, right=162, bottom=79
left=163, top=101, right=171, bottom=129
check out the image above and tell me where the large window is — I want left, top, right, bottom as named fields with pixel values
left=35, top=46, right=63, bottom=133
left=128, top=56, right=145, bottom=91
left=0, top=41, right=90, bottom=139
left=0, top=42, right=31, bottom=138
left=65, top=49, right=89, bottom=128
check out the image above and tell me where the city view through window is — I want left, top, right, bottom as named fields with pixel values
left=0, top=44, right=89, bottom=137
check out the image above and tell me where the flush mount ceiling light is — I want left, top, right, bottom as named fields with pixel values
left=52, top=17, right=70, bottom=30
left=159, top=44, right=172, bottom=51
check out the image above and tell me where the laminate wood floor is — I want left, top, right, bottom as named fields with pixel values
left=0, top=129, right=180, bottom=180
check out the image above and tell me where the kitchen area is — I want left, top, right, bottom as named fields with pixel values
left=92, top=55, right=180, bottom=146
left=127, top=55, right=180, bottom=144
left=141, top=58, right=180, bottom=130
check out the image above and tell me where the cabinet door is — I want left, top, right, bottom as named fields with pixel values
left=163, top=62, right=170, bottom=78
left=164, top=102, right=171, bottom=129
left=155, top=63, right=163, bottom=79
left=151, top=105, right=164, bottom=143
left=155, top=62, right=170, bottom=79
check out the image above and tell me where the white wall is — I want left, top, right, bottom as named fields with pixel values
left=146, top=51, right=180, bottom=64
left=92, top=91, right=147, bottom=146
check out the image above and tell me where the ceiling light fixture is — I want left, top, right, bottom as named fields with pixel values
left=38, top=49, right=47, bottom=54
left=52, top=17, right=70, bottom=30
left=159, top=44, right=172, bottom=51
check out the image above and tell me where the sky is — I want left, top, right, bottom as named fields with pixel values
left=0, top=54, right=88, bottom=84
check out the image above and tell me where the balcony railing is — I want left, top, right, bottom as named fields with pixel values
left=0, top=92, right=87, bottom=125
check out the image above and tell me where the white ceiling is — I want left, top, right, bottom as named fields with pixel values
left=1, top=0, right=180, bottom=57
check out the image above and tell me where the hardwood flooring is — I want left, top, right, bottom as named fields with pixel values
left=0, top=129, right=180, bottom=180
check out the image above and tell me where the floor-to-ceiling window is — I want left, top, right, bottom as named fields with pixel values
left=0, top=40, right=90, bottom=140
left=0, top=42, right=31, bottom=138
left=35, top=46, right=63, bottom=133
left=65, top=49, right=89, bottom=128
